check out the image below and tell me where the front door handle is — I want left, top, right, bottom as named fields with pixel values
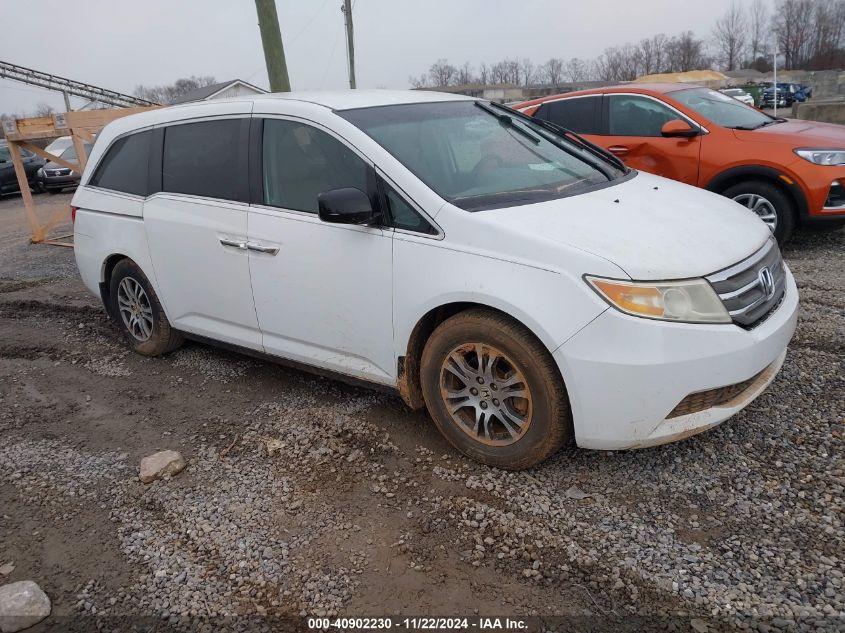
left=220, top=238, right=247, bottom=250
left=608, top=145, right=629, bottom=155
left=246, top=242, right=279, bottom=255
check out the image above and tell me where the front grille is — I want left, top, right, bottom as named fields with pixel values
left=707, top=238, right=786, bottom=328
left=667, top=367, right=766, bottom=418
left=46, top=168, right=71, bottom=177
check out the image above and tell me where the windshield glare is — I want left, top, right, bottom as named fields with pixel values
left=340, top=101, right=624, bottom=211
left=673, top=87, right=772, bottom=130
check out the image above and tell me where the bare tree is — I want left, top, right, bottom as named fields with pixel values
left=713, top=2, right=748, bottom=70
left=807, top=0, right=845, bottom=68
left=520, top=58, right=536, bottom=86
left=428, top=59, right=458, bottom=86
left=135, top=75, right=217, bottom=104
left=34, top=103, right=55, bottom=117
left=666, top=31, right=710, bottom=71
left=540, top=58, right=564, bottom=84
left=490, top=60, right=507, bottom=84
left=596, top=44, right=643, bottom=81
left=772, top=0, right=815, bottom=68
left=409, top=74, right=429, bottom=89
left=478, top=63, right=490, bottom=84
left=457, top=61, right=474, bottom=85
left=748, top=0, right=770, bottom=65
left=564, top=58, right=589, bottom=83
left=637, top=34, right=668, bottom=75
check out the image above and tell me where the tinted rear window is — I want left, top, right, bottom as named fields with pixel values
left=162, top=119, right=242, bottom=201
left=535, top=97, right=601, bottom=134
left=89, top=131, right=151, bottom=196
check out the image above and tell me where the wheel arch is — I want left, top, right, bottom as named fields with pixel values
left=704, top=165, right=809, bottom=220
left=98, top=253, right=133, bottom=322
left=397, top=300, right=562, bottom=410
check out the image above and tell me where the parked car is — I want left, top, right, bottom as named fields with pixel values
left=760, top=83, right=809, bottom=108
left=720, top=88, right=755, bottom=107
left=38, top=142, right=92, bottom=193
left=44, top=135, right=74, bottom=158
left=517, top=83, right=845, bottom=242
left=0, top=141, right=45, bottom=196
left=72, top=91, right=797, bottom=469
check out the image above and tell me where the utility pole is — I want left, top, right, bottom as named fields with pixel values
left=773, top=35, right=779, bottom=117
left=254, top=0, right=291, bottom=92
left=342, top=0, right=356, bottom=88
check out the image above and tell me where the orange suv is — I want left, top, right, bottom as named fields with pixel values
left=516, top=84, right=845, bottom=242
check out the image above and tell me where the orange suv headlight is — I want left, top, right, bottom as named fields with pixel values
left=795, top=149, right=845, bottom=166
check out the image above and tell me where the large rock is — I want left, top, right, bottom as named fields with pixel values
left=139, top=450, right=186, bottom=484
left=0, top=581, right=51, bottom=633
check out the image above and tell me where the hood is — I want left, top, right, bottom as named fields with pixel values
left=44, top=159, right=78, bottom=170
left=482, top=172, right=771, bottom=280
left=733, top=119, right=845, bottom=147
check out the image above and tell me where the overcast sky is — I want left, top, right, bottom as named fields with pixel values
left=2, top=0, right=767, bottom=114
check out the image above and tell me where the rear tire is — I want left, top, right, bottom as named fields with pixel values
left=108, top=259, right=183, bottom=356
left=420, top=309, right=570, bottom=470
left=723, top=180, right=796, bottom=244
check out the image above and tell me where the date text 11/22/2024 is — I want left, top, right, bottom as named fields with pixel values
left=307, top=617, right=528, bottom=630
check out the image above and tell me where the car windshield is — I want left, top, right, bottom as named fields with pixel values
left=673, top=87, right=775, bottom=130
left=58, top=143, right=93, bottom=161
left=339, top=101, right=626, bottom=211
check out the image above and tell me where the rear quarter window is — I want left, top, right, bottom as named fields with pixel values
left=162, top=119, right=244, bottom=202
left=89, top=131, right=152, bottom=196
left=534, top=97, right=601, bottom=134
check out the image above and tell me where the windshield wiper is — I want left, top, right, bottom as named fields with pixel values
left=732, top=118, right=785, bottom=131
left=474, top=101, right=541, bottom=145
left=487, top=101, right=629, bottom=174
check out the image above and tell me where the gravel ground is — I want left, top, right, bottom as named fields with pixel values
left=0, top=191, right=843, bottom=632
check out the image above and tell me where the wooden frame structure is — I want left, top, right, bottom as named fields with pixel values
left=2, top=107, right=155, bottom=246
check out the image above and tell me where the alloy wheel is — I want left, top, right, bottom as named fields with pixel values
left=439, top=343, right=533, bottom=447
left=117, top=277, right=154, bottom=342
left=733, top=193, right=778, bottom=232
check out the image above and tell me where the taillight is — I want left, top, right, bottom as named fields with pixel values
left=71, top=206, right=77, bottom=223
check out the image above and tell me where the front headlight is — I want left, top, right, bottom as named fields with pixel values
left=37, top=168, right=44, bottom=177
left=586, top=276, right=731, bottom=324
left=795, top=149, right=845, bottom=166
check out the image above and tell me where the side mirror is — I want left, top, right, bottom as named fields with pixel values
left=317, top=187, right=379, bottom=225
left=661, top=119, right=700, bottom=138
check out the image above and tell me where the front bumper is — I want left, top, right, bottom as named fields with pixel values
left=555, top=267, right=798, bottom=450
left=41, top=174, right=80, bottom=190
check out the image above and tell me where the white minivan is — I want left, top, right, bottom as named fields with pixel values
left=72, top=90, right=798, bottom=469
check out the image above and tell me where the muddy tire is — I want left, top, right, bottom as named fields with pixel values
left=723, top=180, right=796, bottom=244
left=108, top=259, right=183, bottom=356
left=420, top=309, right=570, bottom=470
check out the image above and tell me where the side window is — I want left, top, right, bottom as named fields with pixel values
left=162, top=120, right=242, bottom=201
left=383, top=181, right=436, bottom=235
left=535, top=97, right=601, bottom=134
left=0, top=146, right=10, bottom=161
left=262, top=119, right=369, bottom=214
left=89, top=130, right=152, bottom=196
left=608, top=95, right=678, bottom=137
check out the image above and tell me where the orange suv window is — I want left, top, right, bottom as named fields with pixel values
left=608, top=95, right=677, bottom=137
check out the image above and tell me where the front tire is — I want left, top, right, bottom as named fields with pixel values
left=420, top=309, right=570, bottom=470
left=723, top=180, right=796, bottom=243
left=108, top=259, right=183, bottom=356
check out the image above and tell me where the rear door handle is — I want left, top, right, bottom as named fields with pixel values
left=608, top=146, right=629, bottom=155
left=220, top=238, right=247, bottom=250
left=246, top=242, right=279, bottom=255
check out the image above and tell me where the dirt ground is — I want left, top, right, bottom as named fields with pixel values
left=0, top=191, right=843, bottom=633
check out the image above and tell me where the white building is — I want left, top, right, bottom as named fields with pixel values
left=170, top=79, right=267, bottom=104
